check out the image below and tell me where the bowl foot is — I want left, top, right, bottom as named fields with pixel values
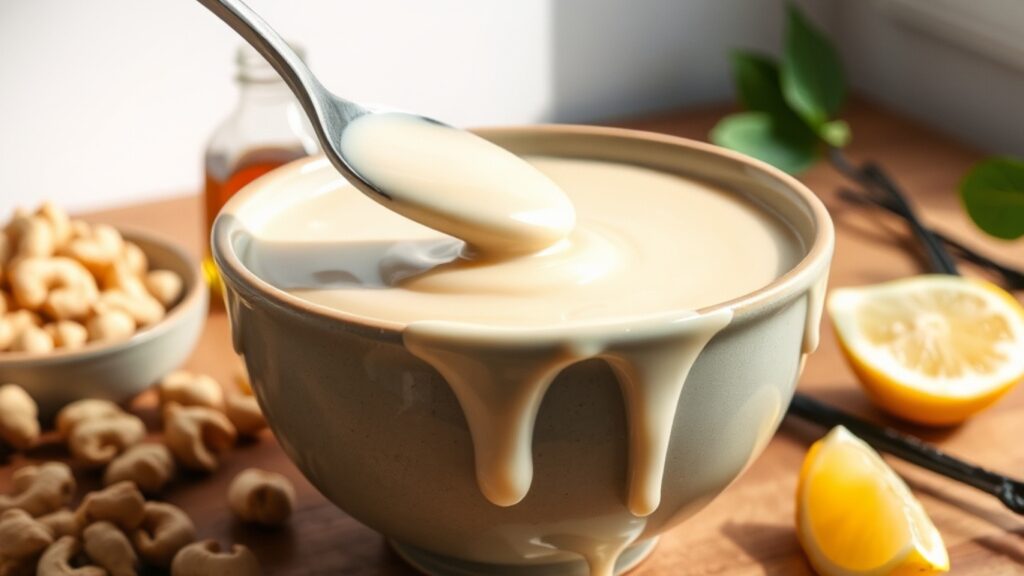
left=389, top=536, right=658, bottom=576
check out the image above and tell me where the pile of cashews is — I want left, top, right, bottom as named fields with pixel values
left=0, top=202, right=185, bottom=354
left=0, top=365, right=295, bottom=576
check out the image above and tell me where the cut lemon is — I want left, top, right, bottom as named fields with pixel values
left=797, top=426, right=949, bottom=576
left=828, top=275, right=1024, bottom=425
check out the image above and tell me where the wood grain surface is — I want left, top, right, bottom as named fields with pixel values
left=2, top=100, right=1022, bottom=574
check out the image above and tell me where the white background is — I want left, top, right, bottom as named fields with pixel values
left=1, top=0, right=1022, bottom=214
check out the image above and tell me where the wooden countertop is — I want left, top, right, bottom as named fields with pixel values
left=3, top=100, right=1023, bottom=574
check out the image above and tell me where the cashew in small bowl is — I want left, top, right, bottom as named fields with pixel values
left=132, top=502, right=195, bottom=568
left=68, top=413, right=146, bottom=469
left=163, top=403, right=236, bottom=472
left=75, top=481, right=145, bottom=532
left=144, top=270, right=184, bottom=308
left=8, top=257, right=98, bottom=320
left=35, top=202, right=72, bottom=249
left=82, top=521, right=137, bottom=576
left=94, top=289, right=164, bottom=328
left=85, top=309, right=136, bottom=344
left=0, top=383, right=40, bottom=450
left=158, top=371, right=224, bottom=412
left=8, top=214, right=55, bottom=261
left=121, top=242, right=148, bottom=278
left=0, top=508, right=53, bottom=559
left=37, top=535, right=106, bottom=576
left=9, top=323, right=55, bottom=354
left=170, top=540, right=260, bottom=576
left=37, top=509, right=79, bottom=539
left=55, top=399, right=124, bottom=440
left=60, top=222, right=124, bottom=275
left=0, top=462, right=75, bottom=516
left=45, top=320, right=88, bottom=350
left=227, top=468, right=295, bottom=527
left=103, top=443, right=176, bottom=495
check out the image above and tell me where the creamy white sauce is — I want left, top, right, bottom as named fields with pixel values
left=340, top=113, right=576, bottom=255
left=244, top=155, right=804, bottom=574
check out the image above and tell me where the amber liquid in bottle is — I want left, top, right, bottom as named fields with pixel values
left=203, top=147, right=308, bottom=296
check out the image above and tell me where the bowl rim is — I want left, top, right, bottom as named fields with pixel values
left=213, top=124, right=834, bottom=337
left=0, top=226, right=208, bottom=366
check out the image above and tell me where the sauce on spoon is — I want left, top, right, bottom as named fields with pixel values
left=340, top=112, right=577, bottom=256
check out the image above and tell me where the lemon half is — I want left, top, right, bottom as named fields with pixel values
left=797, top=426, right=949, bottom=576
left=828, top=275, right=1024, bottom=425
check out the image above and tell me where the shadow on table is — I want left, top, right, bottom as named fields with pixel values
left=718, top=520, right=813, bottom=575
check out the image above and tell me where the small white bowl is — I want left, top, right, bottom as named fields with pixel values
left=0, top=229, right=208, bottom=418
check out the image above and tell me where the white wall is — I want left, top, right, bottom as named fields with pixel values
left=834, top=0, right=1024, bottom=156
left=0, top=0, right=830, bottom=215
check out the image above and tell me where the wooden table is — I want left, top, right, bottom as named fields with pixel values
left=3, top=100, right=1023, bottom=574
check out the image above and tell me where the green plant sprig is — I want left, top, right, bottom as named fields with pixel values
left=712, top=3, right=1024, bottom=242
left=711, top=4, right=849, bottom=175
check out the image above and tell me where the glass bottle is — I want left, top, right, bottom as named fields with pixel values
left=203, top=44, right=319, bottom=294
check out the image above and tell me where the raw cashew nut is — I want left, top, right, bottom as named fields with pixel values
left=132, top=502, right=195, bottom=568
left=36, top=536, right=106, bottom=576
left=94, top=290, right=163, bottom=327
left=37, top=509, right=79, bottom=539
left=163, top=403, right=236, bottom=472
left=60, top=222, right=124, bottom=275
left=144, top=270, right=183, bottom=308
left=9, top=257, right=98, bottom=320
left=170, top=540, right=259, bottom=576
left=227, top=469, right=295, bottom=526
left=0, top=509, right=53, bottom=559
left=0, top=310, right=41, bottom=351
left=121, top=243, right=148, bottom=278
left=9, top=323, right=54, bottom=354
left=82, top=521, right=137, bottom=576
left=86, top=310, right=136, bottom=344
left=0, top=462, right=75, bottom=516
left=224, top=394, right=266, bottom=437
left=8, top=215, right=55, bottom=260
left=158, top=371, right=224, bottom=412
left=103, top=443, right=176, bottom=495
left=100, top=261, right=148, bottom=299
left=68, top=413, right=146, bottom=468
left=0, top=384, right=40, bottom=450
left=35, top=202, right=72, bottom=249
left=45, top=321, right=88, bottom=350
left=75, top=482, right=145, bottom=532
left=55, top=399, right=124, bottom=440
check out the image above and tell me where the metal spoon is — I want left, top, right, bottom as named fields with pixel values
left=196, top=0, right=390, bottom=201
left=198, top=0, right=578, bottom=254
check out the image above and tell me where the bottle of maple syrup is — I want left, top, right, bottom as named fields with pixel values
left=203, top=44, right=318, bottom=295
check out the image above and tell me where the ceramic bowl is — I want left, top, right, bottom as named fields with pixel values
left=213, top=126, right=833, bottom=576
left=0, top=229, right=208, bottom=418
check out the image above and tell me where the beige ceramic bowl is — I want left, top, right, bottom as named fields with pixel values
left=0, top=229, right=208, bottom=419
left=214, top=126, right=833, bottom=576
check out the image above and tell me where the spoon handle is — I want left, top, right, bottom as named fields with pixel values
left=197, top=0, right=317, bottom=100
left=196, top=0, right=365, bottom=142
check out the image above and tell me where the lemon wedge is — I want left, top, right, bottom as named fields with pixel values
left=828, top=275, right=1024, bottom=425
left=797, top=426, right=949, bottom=576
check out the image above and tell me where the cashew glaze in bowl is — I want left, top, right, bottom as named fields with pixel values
left=214, top=126, right=834, bottom=576
left=0, top=230, right=207, bottom=419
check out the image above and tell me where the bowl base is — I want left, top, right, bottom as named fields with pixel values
left=389, top=536, right=658, bottom=576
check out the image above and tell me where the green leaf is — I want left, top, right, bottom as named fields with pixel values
left=710, top=112, right=819, bottom=174
left=820, top=119, right=851, bottom=148
left=781, top=3, right=845, bottom=128
left=960, top=157, right=1024, bottom=240
left=732, top=51, right=790, bottom=118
